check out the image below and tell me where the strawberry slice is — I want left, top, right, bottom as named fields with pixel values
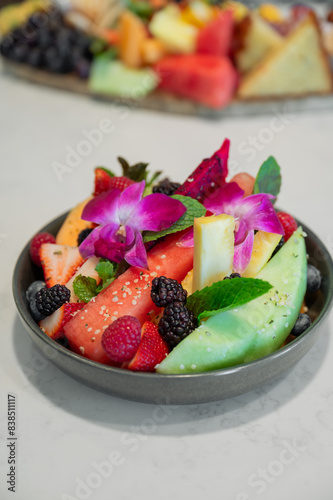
left=125, top=322, right=170, bottom=372
left=93, top=167, right=135, bottom=196
left=175, top=138, right=230, bottom=202
left=39, top=243, right=84, bottom=288
left=39, top=303, right=84, bottom=339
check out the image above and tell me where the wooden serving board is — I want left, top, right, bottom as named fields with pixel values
left=3, top=59, right=333, bottom=118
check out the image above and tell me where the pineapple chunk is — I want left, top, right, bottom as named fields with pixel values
left=181, top=269, right=193, bottom=296
left=150, top=5, right=198, bottom=54
left=193, top=214, right=235, bottom=292
left=242, top=231, right=282, bottom=278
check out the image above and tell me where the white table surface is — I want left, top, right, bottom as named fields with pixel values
left=1, top=65, right=333, bottom=500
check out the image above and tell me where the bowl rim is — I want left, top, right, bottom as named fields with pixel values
left=12, top=211, right=333, bottom=383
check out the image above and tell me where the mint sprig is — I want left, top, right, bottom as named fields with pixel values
left=143, top=195, right=205, bottom=243
left=187, top=278, right=272, bottom=321
left=253, top=157, right=281, bottom=202
left=73, top=258, right=118, bottom=303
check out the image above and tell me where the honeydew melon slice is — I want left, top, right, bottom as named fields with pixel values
left=157, top=227, right=307, bottom=374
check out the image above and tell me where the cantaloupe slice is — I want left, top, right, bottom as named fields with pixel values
left=118, top=10, right=147, bottom=68
left=56, top=197, right=93, bottom=247
left=242, top=231, right=282, bottom=278
left=193, top=214, right=235, bottom=292
left=141, top=38, right=167, bottom=65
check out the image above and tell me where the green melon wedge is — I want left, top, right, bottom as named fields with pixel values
left=157, top=227, right=307, bottom=374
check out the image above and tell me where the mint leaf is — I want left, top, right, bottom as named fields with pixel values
left=73, top=275, right=98, bottom=303
left=95, top=258, right=118, bottom=292
left=143, top=195, right=205, bottom=243
left=253, top=157, right=281, bottom=202
left=187, top=278, right=272, bottom=321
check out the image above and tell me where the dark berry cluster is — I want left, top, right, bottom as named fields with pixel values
left=0, top=7, right=96, bottom=77
left=77, top=227, right=94, bottom=246
left=158, top=301, right=197, bottom=349
left=223, top=273, right=241, bottom=280
left=30, top=284, right=70, bottom=322
left=151, top=276, right=197, bottom=349
left=151, top=276, right=187, bottom=308
left=152, top=178, right=181, bottom=196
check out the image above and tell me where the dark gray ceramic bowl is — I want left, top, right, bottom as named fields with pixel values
left=13, top=212, right=333, bottom=405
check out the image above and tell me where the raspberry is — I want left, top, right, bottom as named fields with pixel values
left=276, top=212, right=298, bottom=242
left=151, top=276, right=187, bottom=308
left=30, top=284, right=70, bottom=322
left=153, top=178, right=181, bottom=196
left=30, top=232, right=56, bottom=266
left=101, top=316, right=141, bottom=363
left=158, top=301, right=197, bottom=349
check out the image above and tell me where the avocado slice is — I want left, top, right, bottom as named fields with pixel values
left=157, top=227, right=307, bottom=374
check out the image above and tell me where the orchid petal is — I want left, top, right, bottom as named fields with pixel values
left=93, top=223, right=125, bottom=263
left=79, top=226, right=104, bottom=259
left=204, top=182, right=244, bottom=215
left=238, top=194, right=284, bottom=235
left=124, top=231, right=149, bottom=269
left=129, top=193, right=186, bottom=232
left=177, top=228, right=194, bottom=248
left=233, top=230, right=254, bottom=275
left=117, top=181, right=145, bottom=225
left=81, top=189, right=121, bottom=226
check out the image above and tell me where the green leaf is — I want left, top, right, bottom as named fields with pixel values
left=117, top=156, right=149, bottom=182
left=187, top=278, right=273, bottom=321
left=253, top=156, right=281, bottom=202
left=95, top=258, right=118, bottom=292
left=73, top=275, right=98, bottom=303
left=143, top=195, right=206, bottom=243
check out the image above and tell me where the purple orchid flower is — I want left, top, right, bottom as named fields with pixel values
left=179, top=182, right=284, bottom=274
left=79, top=181, right=186, bottom=269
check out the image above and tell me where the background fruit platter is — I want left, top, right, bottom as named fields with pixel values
left=2, top=0, right=333, bottom=117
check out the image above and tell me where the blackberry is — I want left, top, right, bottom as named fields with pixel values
left=223, top=273, right=241, bottom=280
left=271, top=236, right=285, bottom=258
left=78, top=227, right=94, bottom=246
left=158, top=301, right=197, bottom=349
left=30, top=284, right=70, bottom=322
left=55, top=334, right=70, bottom=349
left=152, top=178, right=181, bottom=196
left=307, top=264, right=322, bottom=293
left=290, top=313, right=312, bottom=337
left=151, top=276, right=187, bottom=308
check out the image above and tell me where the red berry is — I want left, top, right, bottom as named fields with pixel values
left=277, top=212, right=298, bottom=241
left=126, top=322, right=170, bottom=372
left=109, top=176, right=135, bottom=192
left=101, top=316, right=142, bottom=363
left=30, top=232, right=56, bottom=266
left=61, top=303, right=84, bottom=331
left=93, top=168, right=113, bottom=196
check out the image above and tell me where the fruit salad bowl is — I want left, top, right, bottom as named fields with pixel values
left=12, top=211, right=333, bottom=405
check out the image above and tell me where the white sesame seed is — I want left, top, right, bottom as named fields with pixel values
left=112, top=296, right=119, bottom=302
left=79, top=346, right=85, bottom=354
left=134, top=279, right=139, bottom=283
left=123, top=293, right=127, bottom=298
left=191, top=364, right=197, bottom=370
left=111, top=316, right=117, bottom=321
left=81, top=316, right=84, bottom=320
left=101, top=305, right=106, bottom=311
left=95, top=329, right=101, bottom=335
left=125, top=282, right=130, bottom=286
left=180, top=364, right=185, bottom=370
left=156, top=266, right=161, bottom=271
left=207, top=347, right=212, bottom=352
left=87, top=327, right=92, bottom=332
left=161, top=255, right=166, bottom=259
left=132, top=300, right=137, bottom=305
left=285, top=322, right=289, bottom=328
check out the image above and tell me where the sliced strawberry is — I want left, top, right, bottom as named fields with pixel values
left=39, top=243, right=84, bottom=288
left=126, top=321, right=170, bottom=372
left=175, top=138, right=230, bottom=202
left=93, top=168, right=114, bottom=196
left=277, top=212, right=298, bottom=242
left=39, top=303, right=84, bottom=339
left=30, top=232, right=56, bottom=266
left=93, top=167, right=135, bottom=196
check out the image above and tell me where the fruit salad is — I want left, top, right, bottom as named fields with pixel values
left=26, top=139, right=322, bottom=374
left=1, top=1, right=333, bottom=108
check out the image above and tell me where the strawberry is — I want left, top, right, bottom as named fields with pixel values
left=39, top=243, right=84, bottom=288
left=175, top=138, right=230, bottom=202
left=39, top=302, right=84, bottom=339
left=93, top=167, right=134, bottom=196
left=30, top=232, right=56, bottom=266
left=277, top=212, right=298, bottom=242
left=126, top=322, right=170, bottom=372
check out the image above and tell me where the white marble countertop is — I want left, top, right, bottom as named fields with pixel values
left=1, top=66, right=333, bottom=500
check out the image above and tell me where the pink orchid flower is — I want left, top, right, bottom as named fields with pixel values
left=79, top=181, right=186, bottom=269
left=180, top=182, right=284, bottom=274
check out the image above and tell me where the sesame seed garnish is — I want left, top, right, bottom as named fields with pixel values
left=91, top=337, right=95, bottom=342
left=180, top=364, right=185, bottom=370
left=285, top=322, right=289, bottom=328
left=112, top=291, right=118, bottom=295
left=156, top=266, right=161, bottom=271
left=134, top=279, right=139, bottom=283
left=191, top=364, right=197, bottom=370
left=123, top=293, right=127, bottom=298
left=161, top=255, right=166, bottom=259
left=79, top=346, right=85, bottom=354
left=111, top=316, right=117, bottom=321
left=125, top=281, right=130, bottom=286
left=207, top=347, right=212, bottom=352
left=87, top=327, right=92, bottom=332
left=81, top=316, right=85, bottom=320
left=95, top=329, right=101, bottom=335
left=132, top=300, right=137, bottom=305
left=112, top=296, right=119, bottom=302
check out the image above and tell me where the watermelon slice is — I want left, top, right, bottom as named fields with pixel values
left=196, top=9, right=234, bottom=57
left=154, top=54, right=238, bottom=108
left=63, top=232, right=194, bottom=364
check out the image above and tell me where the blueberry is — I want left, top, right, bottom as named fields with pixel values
left=307, top=264, right=322, bottom=293
left=291, top=313, right=312, bottom=337
left=55, top=334, right=70, bottom=349
left=26, top=280, right=46, bottom=302
left=27, top=47, right=44, bottom=68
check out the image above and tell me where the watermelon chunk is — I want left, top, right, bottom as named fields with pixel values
left=63, top=232, right=194, bottom=364
left=154, top=53, right=238, bottom=108
left=196, top=9, right=234, bottom=57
